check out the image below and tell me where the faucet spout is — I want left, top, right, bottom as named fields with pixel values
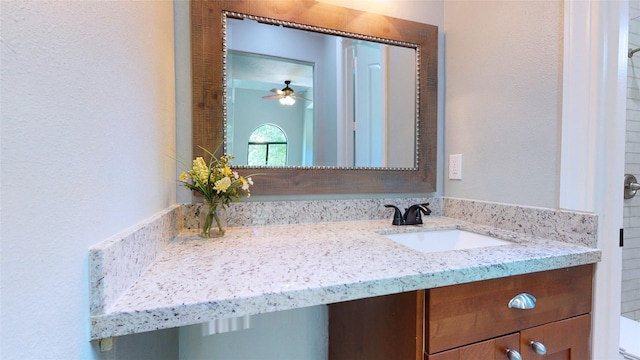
left=384, top=205, right=405, bottom=225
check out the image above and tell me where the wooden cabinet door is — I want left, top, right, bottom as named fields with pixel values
left=426, top=333, right=520, bottom=360
left=426, top=265, right=593, bottom=354
left=329, top=290, right=424, bottom=360
left=519, top=314, right=591, bottom=360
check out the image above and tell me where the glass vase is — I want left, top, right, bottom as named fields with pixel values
left=201, top=200, right=225, bottom=238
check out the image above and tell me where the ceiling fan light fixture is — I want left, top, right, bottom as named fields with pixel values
left=279, top=96, right=296, bottom=106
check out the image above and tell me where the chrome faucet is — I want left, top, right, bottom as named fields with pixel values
left=384, top=203, right=431, bottom=226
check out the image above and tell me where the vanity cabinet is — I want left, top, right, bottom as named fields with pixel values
left=427, top=314, right=591, bottom=360
left=519, top=314, right=591, bottom=359
left=329, top=264, right=593, bottom=360
left=329, top=290, right=425, bottom=360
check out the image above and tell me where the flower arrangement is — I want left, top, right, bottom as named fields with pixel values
left=178, top=147, right=254, bottom=237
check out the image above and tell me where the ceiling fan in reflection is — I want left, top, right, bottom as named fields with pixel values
left=262, top=80, right=311, bottom=106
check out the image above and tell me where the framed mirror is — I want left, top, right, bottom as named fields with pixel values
left=191, top=0, right=438, bottom=195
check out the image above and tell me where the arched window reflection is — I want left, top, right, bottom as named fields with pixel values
left=247, top=124, right=287, bottom=166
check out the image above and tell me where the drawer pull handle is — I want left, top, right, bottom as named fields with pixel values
left=508, top=293, right=536, bottom=309
left=530, top=340, right=547, bottom=355
left=505, top=348, right=522, bottom=360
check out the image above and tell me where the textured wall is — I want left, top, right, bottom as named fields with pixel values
left=624, top=1, right=640, bottom=322
left=443, top=1, right=562, bottom=208
left=0, top=1, right=177, bottom=358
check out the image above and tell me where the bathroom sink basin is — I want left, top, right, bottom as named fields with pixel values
left=382, top=229, right=512, bottom=253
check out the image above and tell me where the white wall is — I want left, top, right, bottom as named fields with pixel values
left=443, top=1, right=562, bottom=209
left=388, top=45, right=418, bottom=168
left=0, top=1, right=177, bottom=359
left=624, top=3, right=640, bottom=322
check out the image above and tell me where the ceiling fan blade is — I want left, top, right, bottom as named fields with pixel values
left=270, top=88, right=281, bottom=94
left=292, top=95, right=312, bottom=102
left=262, top=94, right=282, bottom=100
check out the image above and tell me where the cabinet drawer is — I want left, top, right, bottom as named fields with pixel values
left=426, top=333, right=519, bottom=360
left=425, top=264, right=593, bottom=354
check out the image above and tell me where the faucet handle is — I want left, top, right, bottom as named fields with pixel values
left=420, top=203, right=432, bottom=215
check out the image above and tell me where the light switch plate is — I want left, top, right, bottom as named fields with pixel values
left=449, top=154, right=462, bottom=180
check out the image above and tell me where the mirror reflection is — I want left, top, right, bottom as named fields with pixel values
left=225, top=17, right=417, bottom=168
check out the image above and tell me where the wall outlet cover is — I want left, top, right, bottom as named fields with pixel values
left=449, top=154, right=462, bottom=180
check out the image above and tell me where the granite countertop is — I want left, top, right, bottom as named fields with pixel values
left=89, top=216, right=601, bottom=340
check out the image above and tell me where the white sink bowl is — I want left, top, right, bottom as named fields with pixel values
left=382, top=229, right=512, bottom=253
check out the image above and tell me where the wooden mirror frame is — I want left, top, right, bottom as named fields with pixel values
left=191, top=0, right=438, bottom=195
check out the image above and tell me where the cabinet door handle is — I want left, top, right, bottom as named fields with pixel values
left=505, top=348, right=522, bottom=360
left=530, top=340, right=547, bottom=355
left=508, top=293, right=536, bottom=309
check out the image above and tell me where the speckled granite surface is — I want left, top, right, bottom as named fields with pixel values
left=181, top=197, right=442, bottom=229
left=89, top=205, right=181, bottom=315
left=443, top=198, right=597, bottom=247
left=89, top=198, right=601, bottom=340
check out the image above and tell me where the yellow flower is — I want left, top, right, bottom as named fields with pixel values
left=214, top=177, right=232, bottom=193
left=192, top=157, right=210, bottom=184
left=177, top=146, right=256, bottom=204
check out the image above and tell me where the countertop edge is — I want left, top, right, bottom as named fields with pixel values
left=89, top=245, right=600, bottom=340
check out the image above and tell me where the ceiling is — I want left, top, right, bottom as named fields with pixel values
left=229, top=51, right=313, bottom=93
